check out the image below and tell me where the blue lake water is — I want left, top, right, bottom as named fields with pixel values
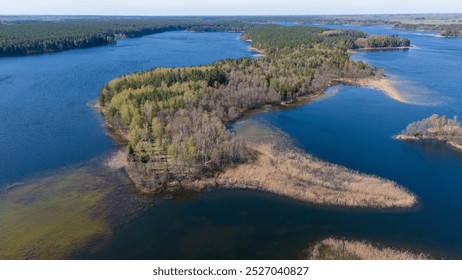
left=0, top=31, right=254, bottom=188
left=2, top=26, right=462, bottom=259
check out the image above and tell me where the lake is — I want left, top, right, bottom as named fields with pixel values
left=2, top=26, right=462, bottom=259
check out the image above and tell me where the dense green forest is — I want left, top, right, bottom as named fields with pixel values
left=0, top=19, right=252, bottom=56
left=99, top=25, right=401, bottom=192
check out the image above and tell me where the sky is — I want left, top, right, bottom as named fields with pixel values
left=1, top=0, right=461, bottom=16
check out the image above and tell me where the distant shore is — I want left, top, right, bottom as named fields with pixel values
left=248, top=46, right=266, bottom=57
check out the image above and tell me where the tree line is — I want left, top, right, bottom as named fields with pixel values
left=0, top=19, right=253, bottom=57
left=99, top=24, right=406, bottom=192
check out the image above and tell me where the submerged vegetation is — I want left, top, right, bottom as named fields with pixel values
left=307, top=238, right=428, bottom=260
left=99, top=24, right=389, bottom=193
left=0, top=168, right=111, bottom=259
left=395, top=114, right=462, bottom=151
left=0, top=159, right=152, bottom=260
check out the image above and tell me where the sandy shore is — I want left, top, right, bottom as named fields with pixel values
left=335, top=77, right=409, bottom=104
left=306, top=238, right=428, bottom=260
left=248, top=46, right=266, bottom=57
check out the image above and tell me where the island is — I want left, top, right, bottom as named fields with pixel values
left=395, top=114, right=462, bottom=151
left=98, top=24, right=417, bottom=208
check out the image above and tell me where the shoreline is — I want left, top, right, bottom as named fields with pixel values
left=353, top=45, right=414, bottom=51
left=395, top=134, right=462, bottom=152
left=248, top=46, right=266, bottom=57
left=334, top=76, right=409, bottom=104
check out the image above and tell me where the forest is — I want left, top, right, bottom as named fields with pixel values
left=394, top=23, right=462, bottom=37
left=99, top=24, right=406, bottom=192
left=243, top=26, right=409, bottom=50
left=1, top=16, right=416, bottom=57
left=0, top=19, right=252, bottom=56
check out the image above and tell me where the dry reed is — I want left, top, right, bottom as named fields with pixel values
left=307, top=238, right=428, bottom=260
left=207, top=143, right=417, bottom=208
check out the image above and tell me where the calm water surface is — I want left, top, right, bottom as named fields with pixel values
left=2, top=27, right=462, bottom=259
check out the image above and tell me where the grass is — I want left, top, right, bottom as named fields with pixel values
left=307, top=238, right=428, bottom=260
left=0, top=168, right=112, bottom=259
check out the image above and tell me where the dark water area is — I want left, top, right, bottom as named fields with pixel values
left=0, top=31, right=254, bottom=188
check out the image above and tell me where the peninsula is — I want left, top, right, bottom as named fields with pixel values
left=98, top=24, right=416, bottom=208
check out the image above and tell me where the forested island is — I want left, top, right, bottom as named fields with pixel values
left=98, top=24, right=416, bottom=208
left=395, top=114, right=462, bottom=151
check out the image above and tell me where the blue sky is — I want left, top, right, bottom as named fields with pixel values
left=2, top=0, right=460, bottom=15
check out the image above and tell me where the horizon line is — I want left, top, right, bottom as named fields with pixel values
left=2, top=12, right=462, bottom=17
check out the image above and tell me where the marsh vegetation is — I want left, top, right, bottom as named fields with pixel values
left=307, top=238, right=428, bottom=260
